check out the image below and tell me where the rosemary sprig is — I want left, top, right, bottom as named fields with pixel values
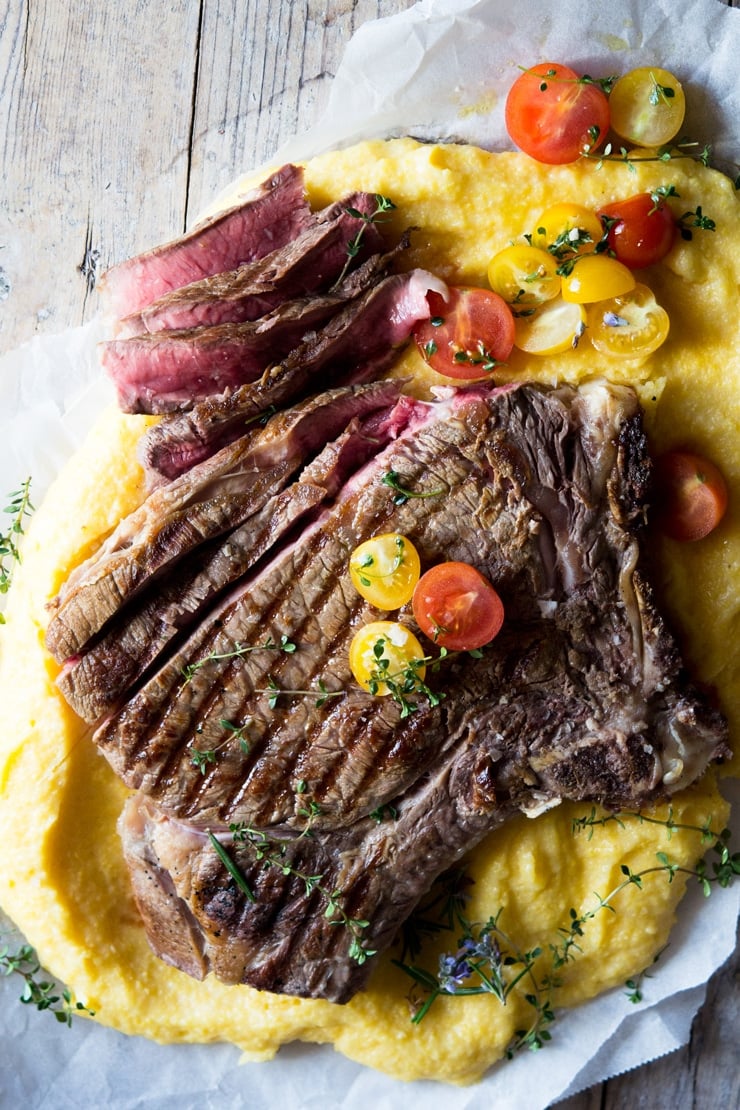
left=0, top=478, right=34, bottom=622
left=1, top=936, right=94, bottom=1026
left=181, top=634, right=296, bottom=684
left=211, top=823, right=377, bottom=964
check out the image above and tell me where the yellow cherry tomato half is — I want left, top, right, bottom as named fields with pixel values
left=609, top=67, right=686, bottom=147
left=514, top=297, right=587, bottom=356
left=349, top=620, right=427, bottom=695
left=561, top=254, right=636, bottom=304
left=586, top=283, right=670, bottom=358
left=349, top=532, right=421, bottom=609
left=531, top=203, right=604, bottom=258
left=487, top=244, right=561, bottom=307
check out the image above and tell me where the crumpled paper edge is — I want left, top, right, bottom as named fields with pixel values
left=2, top=0, right=739, bottom=1106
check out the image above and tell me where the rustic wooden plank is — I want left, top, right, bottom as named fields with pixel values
left=185, top=0, right=411, bottom=220
left=0, top=0, right=202, bottom=354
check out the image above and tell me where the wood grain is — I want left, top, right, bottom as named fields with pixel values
left=0, top=1, right=737, bottom=1106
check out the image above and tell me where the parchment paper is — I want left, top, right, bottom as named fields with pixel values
left=1, top=1, right=739, bottom=1107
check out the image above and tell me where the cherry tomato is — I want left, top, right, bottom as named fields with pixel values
left=587, top=284, right=669, bottom=359
left=487, top=244, right=561, bottom=306
left=412, top=562, right=504, bottom=651
left=349, top=533, right=421, bottom=609
left=609, top=67, right=686, bottom=147
left=505, top=62, right=610, bottom=165
left=349, top=620, right=427, bottom=695
left=653, top=450, right=728, bottom=542
left=414, top=288, right=515, bottom=380
left=531, top=203, right=604, bottom=258
left=561, top=254, right=636, bottom=303
left=514, top=297, right=587, bottom=356
left=598, top=193, right=677, bottom=269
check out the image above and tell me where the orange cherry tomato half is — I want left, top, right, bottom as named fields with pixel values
left=598, top=193, right=677, bottom=270
left=505, top=62, right=610, bottom=165
left=412, top=562, right=504, bottom=651
left=653, top=450, right=729, bottom=542
left=414, top=288, right=515, bottom=380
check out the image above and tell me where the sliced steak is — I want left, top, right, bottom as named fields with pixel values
left=121, top=193, right=388, bottom=335
left=111, top=380, right=729, bottom=1002
left=46, top=381, right=403, bottom=664
left=95, top=382, right=728, bottom=835
left=138, top=266, right=445, bottom=480
left=56, top=382, right=408, bottom=721
left=99, top=165, right=311, bottom=318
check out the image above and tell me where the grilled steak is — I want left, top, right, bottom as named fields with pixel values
left=99, top=164, right=312, bottom=317
left=55, top=382, right=408, bottom=721
left=46, top=381, right=404, bottom=667
left=137, top=265, right=446, bottom=481
left=121, top=193, right=388, bottom=335
left=83, top=381, right=728, bottom=1003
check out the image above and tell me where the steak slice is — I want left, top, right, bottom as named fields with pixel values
left=111, top=380, right=729, bottom=1002
left=99, top=164, right=311, bottom=317
left=121, top=193, right=388, bottom=335
left=103, top=269, right=387, bottom=415
left=137, top=265, right=445, bottom=481
left=46, top=381, right=403, bottom=664
left=96, top=382, right=727, bottom=833
left=56, top=382, right=409, bottom=722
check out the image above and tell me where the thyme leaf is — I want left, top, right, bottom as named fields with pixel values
left=181, top=634, right=297, bottom=684
left=380, top=469, right=445, bottom=505
left=1, top=934, right=94, bottom=1025
left=0, top=477, right=34, bottom=622
left=334, top=194, right=397, bottom=286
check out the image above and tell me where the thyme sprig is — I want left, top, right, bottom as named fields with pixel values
left=364, top=637, right=483, bottom=719
left=1, top=936, right=94, bottom=1026
left=581, top=137, right=712, bottom=173
left=519, top=65, right=618, bottom=96
left=394, top=811, right=738, bottom=1055
left=380, top=469, right=445, bottom=505
left=210, top=824, right=377, bottom=964
left=258, top=676, right=342, bottom=709
left=354, top=534, right=406, bottom=588
left=189, top=717, right=252, bottom=774
left=181, top=634, right=296, bottom=684
left=0, top=478, right=34, bottom=622
left=335, top=194, right=397, bottom=285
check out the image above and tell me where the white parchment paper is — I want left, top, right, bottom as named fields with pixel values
left=1, top=1, right=739, bottom=1107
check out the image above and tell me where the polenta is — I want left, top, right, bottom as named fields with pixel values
left=0, top=138, right=738, bottom=1085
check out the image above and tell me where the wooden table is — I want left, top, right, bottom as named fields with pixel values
left=1, top=2, right=737, bottom=1106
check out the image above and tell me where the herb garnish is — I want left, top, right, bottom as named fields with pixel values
left=355, top=535, right=406, bottom=588
left=380, top=469, right=445, bottom=505
left=209, top=824, right=377, bottom=965
left=335, top=194, right=397, bottom=285
left=1, top=934, right=94, bottom=1026
left=189, top=717, right=251, bottom=774
left=0, top=478, right=34, bottom=623
left=582, top=137, right=712, bottom=173
left=364, top=637, right=482, bottom=718
left=394, top=811, right=738, bottom=1054
left=181, top=634, right=297, bottom=684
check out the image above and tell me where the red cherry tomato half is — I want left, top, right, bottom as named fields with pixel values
left=505, top=62, right=610, bottom=165
left=653, top=450, right=728, bottom=542
left=412, top=562, right=505, bottom=651
left=597, top=193, right=677, bottom=270
left=414, top=288, right=515, bottom=380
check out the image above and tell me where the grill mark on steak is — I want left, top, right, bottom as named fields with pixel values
left=99, top=165, right=312, bottom=318
left=47, top=382, right=404, bottom=666
left=120, top=193, right=388, bottom=336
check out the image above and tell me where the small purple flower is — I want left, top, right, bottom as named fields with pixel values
left=438, top=951, right=473, bottom=992
left=603, top=311, right=630, bottom=327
